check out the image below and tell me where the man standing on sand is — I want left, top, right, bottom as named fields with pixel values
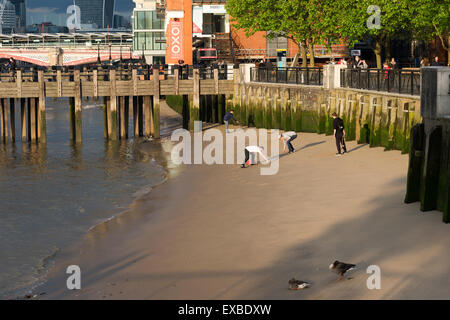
left=279, top=131, right=298, bottom=154
left=223, top=110, right=238, bottom=133
left=332, top=112, right=347, bottom=156
left=241, top=146, right=270, bottom=168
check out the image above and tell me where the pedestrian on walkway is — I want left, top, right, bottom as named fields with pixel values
left=241, top=146, right=270, bottom=168
left=279, top=131, right=298, bottom=154
left=223, top=110, right=238, bottom=133
left=332, top=113, right=347, bottom=156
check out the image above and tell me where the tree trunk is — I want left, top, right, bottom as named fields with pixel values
left=385, top=37, right=391, bottom=61
left=301, top=41, right=307, bottom=67
left=448, top=36, right=450, bottom=66
left=374, top=40, right=382, bottom=69
left=308, top=41, right=315, bottom=67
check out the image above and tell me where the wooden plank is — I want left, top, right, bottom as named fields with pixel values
left=29, top=97, right=36, bottom=142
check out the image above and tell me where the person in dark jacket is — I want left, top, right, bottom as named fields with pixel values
left=332, top=112, right=347, bottom=156
left=223, top=110, right=238, bottom=133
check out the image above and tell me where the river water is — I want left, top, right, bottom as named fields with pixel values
left=0, top=98, right=170, bottom=299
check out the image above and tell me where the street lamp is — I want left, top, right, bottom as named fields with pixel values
left=141, top=39, right=145, bottom=64
left=109, top=43, right=112, bottom=65
left=97, top=45, right=101, bottom=65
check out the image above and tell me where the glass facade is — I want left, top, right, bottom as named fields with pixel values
left=134, top=32, right=166, bottom=51
left=134, top=11, right=164, bottom=30
left=76, top=0, right=115, bottom=29
left=133, top=10, right=166, bottom=52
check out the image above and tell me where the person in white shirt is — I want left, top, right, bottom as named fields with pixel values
left=279, top=131, right=298, bottom=154
left=241, top=146, right=270, bottom=168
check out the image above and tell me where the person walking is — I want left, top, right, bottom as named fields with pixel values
left=241, top=146, right=270, bottom=168
left=332, top=112, right=347, bottom=156
left=223, top=110, right=238, bottom=133
left=279, top=131, right=298, bottom=154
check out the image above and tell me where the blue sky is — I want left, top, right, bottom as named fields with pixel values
left=26, top=0, right=134, bottom=26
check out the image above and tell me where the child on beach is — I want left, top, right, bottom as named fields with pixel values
left=241, top=146, right=270, bottom=168
left=279, top=131, right=298, bottom=154
left=223, top=110, right=239, bottom=133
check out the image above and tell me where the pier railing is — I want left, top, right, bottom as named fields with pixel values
left=340, top=68, right=421, bottom=96
left=250, top=67, right=323, bottom=86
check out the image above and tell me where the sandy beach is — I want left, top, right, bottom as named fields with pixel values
left=33, top=103, right=450, bottom=300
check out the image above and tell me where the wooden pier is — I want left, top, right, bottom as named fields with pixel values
left=0, top=66, right=237, bottom=144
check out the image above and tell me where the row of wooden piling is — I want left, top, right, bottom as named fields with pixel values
left=0, top=98, right=42, bottom=144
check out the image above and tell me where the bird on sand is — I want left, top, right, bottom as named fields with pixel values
left=329, top=260, right=356, bottom=280
left=288, top=278, right=310, bottom=290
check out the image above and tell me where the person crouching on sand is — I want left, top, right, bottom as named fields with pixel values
left=241, top=146, right=270, bottom=168
left=223, top=110, right=239, bottom=133
left=279, top=131, right=298, bottom=154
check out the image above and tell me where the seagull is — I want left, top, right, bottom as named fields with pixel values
left=288, top=278, right=310, bottom=290
left=329, top=260, right=356, bottom=280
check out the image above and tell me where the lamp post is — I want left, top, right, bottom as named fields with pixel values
left=97, top=45, right=101, bottom=65
left=109, top=43, right=112, bottom=65
left=141, top=40, right=145, bottom=64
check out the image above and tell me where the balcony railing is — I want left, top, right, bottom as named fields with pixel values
left=340, top=68, right=421, bottom=96
left=250, top=67, right=323, bottom=86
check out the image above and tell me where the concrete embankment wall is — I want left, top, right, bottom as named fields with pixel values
left=224, top=83, right=421, bottom=154
left=166, top=84, right=421, bottom=153
left=405, top=67, right=450, bottom=223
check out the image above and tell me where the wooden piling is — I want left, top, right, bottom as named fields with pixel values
left=119, top=96, right=126, bottom=139
left=20, top=98, right=26, bottom=142
left=153, top=68, right=160, bottom=139
left=132, top=96, right=139, bottom=137
left=29, top=98, right=36, bottom=142
left=38, top=70, right=46, bottom=143
left=2, top=99, right=8, bottom=142
left=190, top=68, right=200, bottom=131
left=103, top=96, right=108, bottom=139
left=420, top=126, right=443, bottom=212
left=108, top=69, right=118, bottom=140
left=0, top=98, right=4, bottom=143
left=9, top=98, right=15, bottom=143
left=143, top=96, right=153, bottom=138
left=73, top=69, right=82, bottom=142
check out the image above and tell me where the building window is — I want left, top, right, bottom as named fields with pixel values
left=134, top=32, right=166, bottom=51
left=134, top=11, right=164, bottom=30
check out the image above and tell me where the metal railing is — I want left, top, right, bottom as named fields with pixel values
left=340, top=68, right=421, bottom=96
left=0, top=64, right=235, bottom=82
left=250, top=67, right=323, bottom=86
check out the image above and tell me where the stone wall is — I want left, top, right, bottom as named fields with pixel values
left=226, top=82, right=421, bottom=153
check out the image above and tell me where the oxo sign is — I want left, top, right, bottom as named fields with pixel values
left=168, top=20, right=183, bottom=61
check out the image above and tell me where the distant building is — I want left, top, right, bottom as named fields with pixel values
left=114, top=14, right=130, bottom=29
left=132, top=0, right=166, bottom=64
left=10, top=0, right=25, bottom=28
left=25, top=22, right=69, bottom=34
left=0, top=0, right=16, bottom=34
left=75, top=0, right=115, bottom=29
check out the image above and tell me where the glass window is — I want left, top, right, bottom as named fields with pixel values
left=145, top=32, right=153, bottom=50
left=152, top=11, right=163, bottom=29
left=145, top=11, right=152, bottom=29
left=136, top=11, right=146, bottom=30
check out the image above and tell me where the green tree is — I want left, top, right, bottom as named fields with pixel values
left=329, top=0, right=413, bottom=68
left=411, top=0, right=450, bottom=65
left=226, top=0, right=327, bottom=67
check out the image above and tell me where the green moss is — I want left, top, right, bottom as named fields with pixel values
left=300, top=110, right=318, bottom=133
left=166, top=95, right=183, bottom=114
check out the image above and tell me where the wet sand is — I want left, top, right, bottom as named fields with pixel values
left=35, top=108, right=450, bottom=300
